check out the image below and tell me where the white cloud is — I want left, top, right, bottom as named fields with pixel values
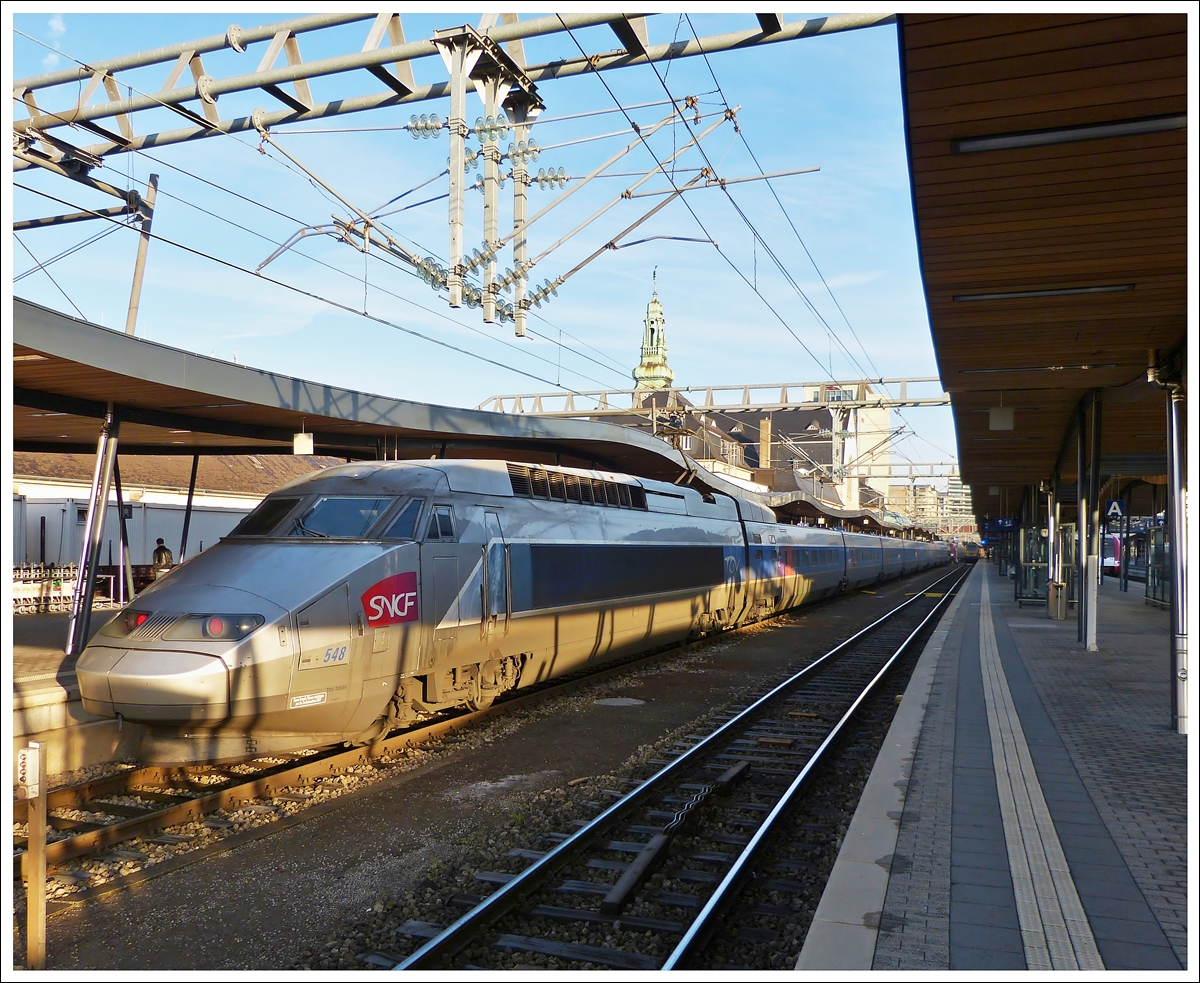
left=41, top=51, right=60, bottom=69
left=48, top=14, right=65, bottom=38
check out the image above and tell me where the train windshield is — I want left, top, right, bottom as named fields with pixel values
left=287, top=497, right=394, bottom=538
left=381, top=499, right=423, bottom=540
left=230, top=497, right=302, bottom=536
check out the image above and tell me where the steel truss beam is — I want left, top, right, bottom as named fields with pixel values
left=479, top=376, right=948, bottom=416
left=13, top=13, right=894, bottom=166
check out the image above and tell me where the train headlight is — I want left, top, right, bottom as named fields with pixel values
left=164, top=614, right=265, bottom=641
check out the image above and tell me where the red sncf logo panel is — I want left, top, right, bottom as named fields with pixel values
left=361, top=571, right=419, bottom=626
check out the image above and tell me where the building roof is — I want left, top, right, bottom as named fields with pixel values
left=13, top=452, right=339, bottom=498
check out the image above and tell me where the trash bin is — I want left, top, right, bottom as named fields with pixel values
left=1048, top=581, right=1067, bottom=620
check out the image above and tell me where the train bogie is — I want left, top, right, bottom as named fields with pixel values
left=74, top=459, right=950, bottom=763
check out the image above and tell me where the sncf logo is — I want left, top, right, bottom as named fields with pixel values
left=361, top=571, right=419, bottom=626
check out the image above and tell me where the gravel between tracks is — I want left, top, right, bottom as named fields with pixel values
left=286, top=608, right=937, bottom=970
left=13, top=624, right=777, bottom=965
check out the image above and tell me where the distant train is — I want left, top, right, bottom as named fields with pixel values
left=961, top=540, right=981, bottom=561
left=76, top=460, right=950, bottom=763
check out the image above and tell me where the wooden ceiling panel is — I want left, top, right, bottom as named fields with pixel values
left=899, top=14, right=1186, bottom=517
left=905, top=32, right=1186, bottom=93
left=903, top=16, right=1181, bottom=71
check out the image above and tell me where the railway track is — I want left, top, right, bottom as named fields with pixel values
left=393, top=566, right=968, bottom=971
left=12, top=576, right=910, bottom=898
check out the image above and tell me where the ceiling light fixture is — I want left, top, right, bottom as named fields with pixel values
left=960, top=363, right=1119, bottom=375
left=953, top=114, right=1185, bottom=154
left=953, top=284, right=1134, bottom=302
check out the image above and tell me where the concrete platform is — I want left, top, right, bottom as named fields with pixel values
left=12, top=611, right=144, bottom=778
left=799, top=561, right=1187, bottom=971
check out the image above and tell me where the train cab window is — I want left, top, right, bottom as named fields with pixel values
left=381, top=499, right=423, bottom=540
left=288, top=497, right=393, bottom=538
left=230, top=497, right=302, bottom=536
left=425, top=506, right=455, bottom=542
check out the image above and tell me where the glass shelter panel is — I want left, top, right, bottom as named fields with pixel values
left=1016, top=525, right=1049, bottom=604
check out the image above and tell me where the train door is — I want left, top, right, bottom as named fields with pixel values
left=290, top=583, right=357, bottom=727
left=484, top=511, right=507, bottom=638
left=421, top=503, right=460, bottom=672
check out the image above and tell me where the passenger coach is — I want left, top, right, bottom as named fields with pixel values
left=76, top=460, right=949, bottom=762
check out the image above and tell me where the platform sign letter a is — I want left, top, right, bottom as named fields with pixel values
left=1105, top=499, right=1126, bottom=520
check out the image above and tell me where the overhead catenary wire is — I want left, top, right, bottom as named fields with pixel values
left=15, top=181, right=605, bottom=396
left=16, top=114, right=631, bottom=390
left=556, top=18, right=836, bottom=388
left=50, top=175, right=615, bottom=389
left=14, top=23, right=950, bottom=454
left=12, top=28, right=645, bottom=391
left=273, top=96, right=718, bottom=135
left=680, top=15, right=957, bottom=462
left=570, top=16, right=954, bottom=464
left=14, top=233, right=88, bottom=320
left=13, top=220, right=129, bottom=281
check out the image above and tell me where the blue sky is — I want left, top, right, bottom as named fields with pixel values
left=9, top=9, right=959, bottom=467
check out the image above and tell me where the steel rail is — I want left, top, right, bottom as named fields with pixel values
left=661, top=569, right=966, bottom=968
left=396, top=565, right=962, bottom=970
left=13, top=590, right=832, bottom=876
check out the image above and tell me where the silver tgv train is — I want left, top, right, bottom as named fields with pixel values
left=77, top=460, right=950, bottom=762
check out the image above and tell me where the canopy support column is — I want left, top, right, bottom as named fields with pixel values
left=112, top=458, right=134, bottom=604
left=1085, top=390, right=1102, bottom=651
left=1166, top=386, right=1187, bottom=734
left=66, top=408, right=119, bottom=656
left=1076, top=402, right=1088, bottom=644
left=179, top=453, right=200, bottom=562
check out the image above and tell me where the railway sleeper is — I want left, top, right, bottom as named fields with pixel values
left=492, top=934, right=660, bottom=971
left=601, top=761, right=749, bottom=915
left=526, top=903, right=685, bottom=935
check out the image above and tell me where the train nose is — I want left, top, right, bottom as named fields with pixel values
left=78, top=648, right=231, bottom=723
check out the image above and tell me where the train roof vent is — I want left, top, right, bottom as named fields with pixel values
left=507, top=463, right=533, bottom=498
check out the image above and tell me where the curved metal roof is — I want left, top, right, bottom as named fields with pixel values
left=13, top=298, right=903, bottom=531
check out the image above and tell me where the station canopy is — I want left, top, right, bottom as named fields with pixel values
left=899, top=13, right=1186, bottom=517
left=13, top=298, right=892, bottom=528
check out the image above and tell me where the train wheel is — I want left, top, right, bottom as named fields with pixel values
left=467, top=687, right=497, bottom=712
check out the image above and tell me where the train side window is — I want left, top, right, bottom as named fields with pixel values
left=426, top=506, right=455, bottom=542
left=381, top=499, right=423, bottom=540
